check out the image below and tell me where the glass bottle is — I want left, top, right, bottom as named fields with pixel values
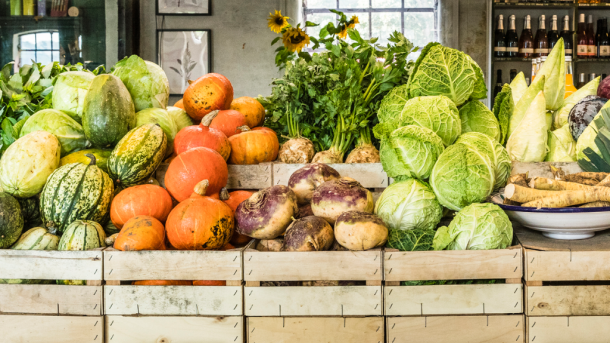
left=565, top=56, right=577, bottom=98
left=494, top=15, right=507, bottom=58
left=535, top=15, right=549, bottom=57
left=562, top=16, right=573, bottom=57
left=519, top=15, right=535, bottom=58
left=577, top=73, right=587, bottom=88
left=577, top=14, right=589, bottom=59
left=549, top=15, right=560, bottom=49
left=494, top=70, right=504, bottom=101
left=599, top=18, right=610, bottom=58
left=506, top=15, right=519, bottom=58
left=588, top=15, right=597, bottom=59
left=510, top=69, right=518, bottom=82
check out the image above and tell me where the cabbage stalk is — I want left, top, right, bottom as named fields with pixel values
left=535, top=38, right=566, bottom=111
left=507, top=91, right=549, bottom=162
left=553, top=76, right=600, bottom=129
left=546, top=125, right=576, bottom=162
left=509, top=72, right=528, bottom=105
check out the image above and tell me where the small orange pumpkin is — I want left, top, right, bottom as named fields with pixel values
left=210, top=110, right=247, bottom=138
left=165, top=180, right=234, bottom=250
left=133, top=280, right=192, bottom=286
left=230, top=96, right=266, bottom=128
left=173, top=111, right=231, bottom=160
left=228, top=126, right=279, bottom=165
left=183, top=73, right=233, bottom=121
left=174, top=99, right=185, bottom=110
left=110, top=185, right=173, bottom=229
left=114, top=216, right=167, bottom=251
left=193, top=280, right=226, bottom=286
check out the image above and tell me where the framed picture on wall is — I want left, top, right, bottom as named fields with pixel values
left=157, top=29, right=212, bottom=96
left=156, top=0, right=211, bottom=16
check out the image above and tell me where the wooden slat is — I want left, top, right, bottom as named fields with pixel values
left=272, top=163, right=388, bottom=188
left=384, top=247, right=522, bottom=281
left=526, top=285, right=610, bottom=316
left=527, top=316, right=610, bottom=343
left=104, top=249, right=241, bottom=281
left=247, top=316, right=384, bottom=343
left=104, top=285, right=242, bottom=316
left=515, top=226, right=610, bottom=251
left=245, top=286, right=382, bottom=316
left=524, top=249, right=610, bottom=281
left=0, top=315, right=103, bottom=343
left=387, top=315, right=524, bottom=343
left=511, top=161, right=583, bottom=178
left=106, top=316, right=243, bottom=343
left=0, top=285, right=101, bottom=315
left=227, top=163, right=273, bottom=189
left=243, top=250, right=382, bottom=281
left=385, top=284, right=523, bottom=316
left=0, top=250, right=102, bottom=280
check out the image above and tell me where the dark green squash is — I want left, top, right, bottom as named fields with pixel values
left=17, top=197, right=42, bottom=229
left=40, top=154, right=114, bottom=235
left=0, top=192, right=24, bottom=248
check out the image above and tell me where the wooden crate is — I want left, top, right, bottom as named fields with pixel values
left=106, top=315, right=244, bottom=343
left=103, top=247, right=243, bottom=316
left=0, top=315, right=104, bottom=343
left=387, top=315, right=525, bottom=343
left=526, top=316, right=610, bottom=343
left=156, top=162, right=273, bottom=190
left=243, top=242, right=383, bottom=317
left=272, top=162, right=389, bottom=189
left=247, top=316, right=384, bottom=343
left=0, top=249, right=103, bottom=315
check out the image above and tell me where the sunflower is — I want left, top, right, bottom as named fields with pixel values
left=282, top=27, right=311, bottom=53
left=337, top=25, right=348, bottom=39
left=268, top=10, right=290, bottom=33
left=347, top=16, right=360, bottom=29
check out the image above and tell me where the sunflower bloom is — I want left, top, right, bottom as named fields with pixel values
left=282, top=27, right=311, bottom=52
left=337, top=25, right=348, bottom=39
left=268, top=10, right=290, bottom=33
left=347, top=16, right=360, bottom=29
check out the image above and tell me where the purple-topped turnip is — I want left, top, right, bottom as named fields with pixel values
left=334, top=211, right=388, bottom=251
left=235, top=185, right=298, bottom=239
left=281, top=216, right=334, bottom=252
left=288, top=163, right=341, bottom=205
left=297, top=203, right=314, bottom=218
left=311, top=177, right=374, bottom=224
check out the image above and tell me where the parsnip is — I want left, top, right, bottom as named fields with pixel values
left=522, top=187, right=610, bottom=208
left=579, top=201, right=610, bottom=208
left=504, top=184, right=568, bottom=203
left=528, top=177, right=594, bottom=191
left=597, top=174, right=610, bottom=187
left=563, top=172, right=608, bottom=184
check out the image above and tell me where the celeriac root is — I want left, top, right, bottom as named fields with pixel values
left=522, top=187, right=610, bottom=208
left=504, top=184, right=567, bottom=203
left=345, top=144, right=381, bottom=163
left=528, top=177, right=594, bottom=191
left=278, top=138, right=315, bottom=163
left=562, top=172, right=608, bottom=184
left=312, top=150, right=343, bottom=163
left=579, top=201, right=610, bottom=208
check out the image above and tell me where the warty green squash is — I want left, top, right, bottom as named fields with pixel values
left=40, top=154, right=114, bottom=235
left=108, top=123, right=167, bottom=187
left=57, top=220, right=106, bottom=285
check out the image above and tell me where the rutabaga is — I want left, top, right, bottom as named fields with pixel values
left=459, top=100, right=501, bottom=142
left=553, top=76, right=600, bottom=130
left=509, top=72, right=528, bottom=106
left=0, top=131, right=61, bottom=198
left=507, top=91, right=549, bottom=162
left=535, top=38, right=566, bottom=111
left=546, top=125, right=577, bottom=162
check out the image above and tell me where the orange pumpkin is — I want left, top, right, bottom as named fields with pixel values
left=210, top=110, right=247, bottom=138
left=173, top=111, right=231, bottom=160
left=166, top=180, right=234, bottom=250
left=174, top=99, right=185, bottom=110
left=110, top=185, right=173, bottom=229
left=165, top=147, right=228, bottom=202
left=253, top=127, right=280, bottom=159
left=114, top=216, right=166, bottom=251
left=193, top=280, right=226, bottom=286
left=183, top=73, right=233, bottom=121
left=133, top=280, right=192, bottom=286
left=221, top=189, right=255, bottom=246
left=190, top=180, right=220, bottom=199
left=230, top=97, right=266, bottom=128
left=228, top=126, right=279, bottom=165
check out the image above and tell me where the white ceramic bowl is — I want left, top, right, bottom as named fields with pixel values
left=491, top=194, right=610, bottom=240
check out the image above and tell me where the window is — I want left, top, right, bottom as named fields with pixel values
left=304, top=0, right=438, bottom=55
left=14, top=31, right=60, bottom=67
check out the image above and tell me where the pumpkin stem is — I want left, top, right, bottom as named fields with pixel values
left=188, top=80, right=194, bottom=85
left=219, top=187, right=230, bottom=201
left=201, top=110, right=220, bottom=127
left=85, top=153, right=97, bottom=166
left=193, top=180, right=209, bottom=196
left=237, top=125, right=251, bottom=132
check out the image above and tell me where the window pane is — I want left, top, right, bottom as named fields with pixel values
left=372, top=0, right=401, bottom=7
left=307, top=0, right=337, bottom=8
left=20, top=51, right=36, bottom=66
left=404, top=12, right=436, bottom=48
left=404, top=0, right=435, bottom=8
left=306, top=12, right=336, bottom=38
left=52, top=32, right=59, bottom=50
left=372, top=12, right=401, bottom=45
left=37, top=51, right=52, bottom=65
left=20, top=34, right=35, bottom=50
left=37, top=32, right=52, bottom=50
left=53, top=51, right=60, bottom=62
left=340, top=0, right=368, bottom=9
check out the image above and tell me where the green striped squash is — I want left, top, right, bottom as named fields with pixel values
left=0, top=227, right=59, bottom=284
left=108, top=124, right=167, bottom=187
left=40, top=154, right=114, bottom=235
left=57, top=220, right=106, bottom=285
left=0, top=192, right=24, bottom=249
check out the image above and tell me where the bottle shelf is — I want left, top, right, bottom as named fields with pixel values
left=494, top=2, right=576, bottom=9
left=575, top=57, right=610, bottom=62
left=493, top=57, right=534, bottom=62
left=577, top=3, right=610, bottom=8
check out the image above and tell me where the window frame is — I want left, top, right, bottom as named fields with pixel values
left=303, top=0, right=439, bottom=44
left=13, top=30, right=60, bottom=67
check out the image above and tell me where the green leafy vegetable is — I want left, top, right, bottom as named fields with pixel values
left=112, top=55, right=170, bottom=112
left=553, top=76, right=600, bottom=130
left=535, top=38, right=566, bottom=111
left=387, top=227, right=436, bottom=252
left=546, top=125, right=576, bottom=162
left=455, top=132, right=511, bottom=191
left=509, top=75, right=545, bottom=139
left=166, top=106, right=193, bottom=132
left=52, top=71, right=95, bottom=122
left=492, top=84, right=514, bottom=145
left=507, top=90, right=549, bottom=162
left=577, top=101, right=610, bottom=161
left=459, top=100, right=501, bottom=142
left=19, top=109, right=89, bottom=157
left=578, top=106, right=610, bottom=172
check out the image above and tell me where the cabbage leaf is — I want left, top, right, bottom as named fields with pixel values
left=546, top=125, right=576, bottom=162
left=19, top=109, right=89, bottom=156
left=112, top=56, right=170, bottom=112
left=52, top=71, right=95, bottom=122
left=492, top=84, right=514, bottom=145
left=459, top=100, right=501, bottom=142
left=507, top=91, right=549, bottom=162
left=456, top=132, right=511, bottom=190
left=535, top=38, right=565, bottom=111
left=508, top=75, right=545, bottom=138
left=509, top=72, right=528, bottom=105
left=166, top=106, right=193, bottom=132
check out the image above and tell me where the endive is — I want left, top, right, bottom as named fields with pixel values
left=509, top=72, right=528, bottom=105
left=507, top=91, right=549, bottom=162
left=508, top=75, right=545, bottom=138
left=535, top=38, right=566, bottom=111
